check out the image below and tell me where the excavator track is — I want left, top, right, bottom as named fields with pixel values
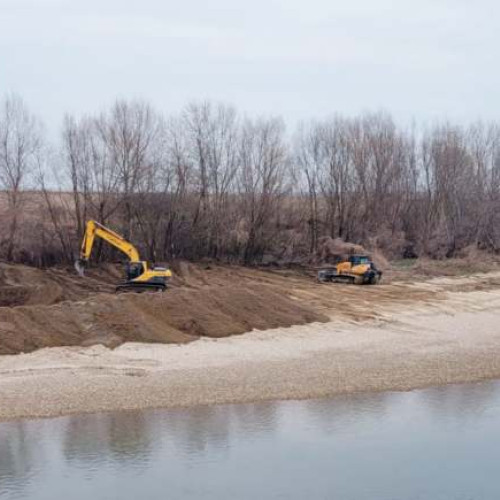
left=115, top=283, right=166, bottom=294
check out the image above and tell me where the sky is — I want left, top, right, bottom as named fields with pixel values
left=1, top=0, right=498, bottom=134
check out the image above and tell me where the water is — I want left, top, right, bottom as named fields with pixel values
left=1, top=381, right=500, bottom=500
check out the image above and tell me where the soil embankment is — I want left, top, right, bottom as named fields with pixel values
left=0, top=259, right=473, bottom=355
left=0, top=262, right=331, bottom=355
left=0, top=262, right=500, bottom=420
left=0, top=272, right=500, bottom=421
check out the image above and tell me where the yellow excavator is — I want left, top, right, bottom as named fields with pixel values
left=75, top=220, right=172, bottom=292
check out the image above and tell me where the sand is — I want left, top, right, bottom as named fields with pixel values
left=1, top=272, right=500, bottom=421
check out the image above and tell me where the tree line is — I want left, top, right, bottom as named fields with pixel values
left=0, top=93, right=499, bottom=267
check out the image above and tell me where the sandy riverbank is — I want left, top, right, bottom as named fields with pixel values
left=1, top=273, right=500, bottom=421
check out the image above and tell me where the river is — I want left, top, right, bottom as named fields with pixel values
left=1, top=381, right=500, bottom=499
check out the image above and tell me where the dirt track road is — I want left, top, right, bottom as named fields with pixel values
left=1, top=272, right=500, bottom=421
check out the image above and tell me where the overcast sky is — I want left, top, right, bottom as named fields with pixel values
left=1, top=0, right=498, bottom=133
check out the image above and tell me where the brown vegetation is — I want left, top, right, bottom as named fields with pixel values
left=0, top=95, right=499, bottom=268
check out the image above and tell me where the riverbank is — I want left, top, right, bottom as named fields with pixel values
left=1, top=272, right=500, bottom=421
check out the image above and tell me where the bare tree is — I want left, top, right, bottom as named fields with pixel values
left=182, top=101, right=239, bottom=258
left=98, top=100, right=163, bottom=239
left=0, top=95, right=42, bottom=260
left=238, top=117, right=288, bottom=263
left=0, top=93, right=498, bottom=267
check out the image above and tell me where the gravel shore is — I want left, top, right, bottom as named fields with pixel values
left=1, top=279, right=500, bottom=422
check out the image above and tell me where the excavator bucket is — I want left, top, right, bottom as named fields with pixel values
left=74, top=259, right=86, bottom=277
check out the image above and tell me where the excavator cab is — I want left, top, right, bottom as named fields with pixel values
left=126, top=262, right=145, bottom=281
left=118, top=260, right=170, bottom=293
left=348, top=255, right=370, bottom=266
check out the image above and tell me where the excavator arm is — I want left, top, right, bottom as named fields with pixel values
left=75, top=220, right=141, bottom=276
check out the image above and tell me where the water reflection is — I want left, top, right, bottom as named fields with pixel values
left=301, top=391, right=394, bottom=435
left=63, top=412, right=154, bottom=467
left=0, top=422, right=37, bottom=497
left=1, top=381, right=500, bottom=500
left=417, top=381, right=500, bottom=421
left=159, top=401, right=280, bottom=453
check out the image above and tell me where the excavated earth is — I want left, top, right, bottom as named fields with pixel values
left=0, top=259, right=498, bottom=356
left=2, top=260, right=500, bottom=420
left=0, top=262, right=328, bottom=355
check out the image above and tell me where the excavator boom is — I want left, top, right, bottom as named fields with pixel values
left=76, top=220, right=140, bottom=276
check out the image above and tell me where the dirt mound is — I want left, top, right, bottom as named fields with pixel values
left=0, top=281, right=327, bottom=355
left=316, top=237, right=389, bottom=271
left=0, top=261, right=332, bottom=355
left=0, top=262, right=115, bottom=307
left=317, top=237, right=365, bottom=262
left=2, top=258, right=491, bottom=356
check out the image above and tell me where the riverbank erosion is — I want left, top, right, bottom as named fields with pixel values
left=1, top=269, right=500, bottom=421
